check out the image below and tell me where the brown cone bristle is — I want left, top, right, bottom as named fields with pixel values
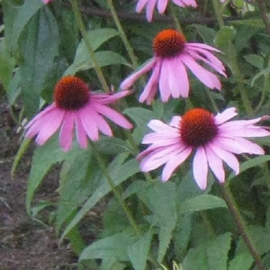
left=153, top=29, right=186, bottom=58
left=54, top=76, right=90, bottom=110
left=180, top=108, right=218, bottom=147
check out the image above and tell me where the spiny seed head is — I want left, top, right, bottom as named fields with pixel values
left=54, top=76, right=90, bottom=110
left=180, top=108, right=218, bottom=147
left=153, top=29, right=186, bottom=58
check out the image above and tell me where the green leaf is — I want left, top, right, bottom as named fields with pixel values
left=56, top=149, right=93, bottom=232
left=60, top=155, right=140, bottom=243
left=79, top=230, right=136, bottom=262
left=228, top=155, right=270, bottom=181
left=236, top=226, right=270, bottom=256
left=138, top=182, right=177, bottom=262
left=65, top=50, right=129, bottom=75
left=179, top=195, right=227, bottom=214
left=229, top=253, right=253, bottom=270
left=244, top=54, right=264, bottom=69
left=26, top=136, right=68, bottom=213
left=19, top=7, right=59, bottom=117
left=193, top=24, right=216, bottom=45
left=128, top=230, right=154, bottom=270
left=182, top=233, right=231, bottom=270
left=214, top=26, right=237, bottom=51
left=124, top=107, right=156, bottom=144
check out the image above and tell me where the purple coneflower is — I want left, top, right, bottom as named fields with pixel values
left=136, top=0, right=197, bottom=21
left=25, top=76, right=132, bottom=151
left=138, top=107, right=269, bottom=190
left=121, top=29, right=226, bottom=104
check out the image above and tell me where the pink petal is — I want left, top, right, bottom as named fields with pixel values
left=75, top=113, right=88, bottom=149
left=120, top=59, right=157, bottom=90
left=193, top=147, right=208, bottom=190
left=148, top=119, right=179, bottom=135
left=59, top=111, right=75, bottom=152
left=92, top=91, right=131, bottom=104
left=174, top=0, right=197, bottom=7
left=162, top=146, right=192, bottom=181
left=219, top=126, right=270, bottom=138
left=143, top=133, right=180, bottom=145
left=170, top=116, right=182, bottom=128
left=79, top=107, right=99, bottom=141
left=139, top=60, right=161, bottom=104
left=214, top=107, right=237, bottom=125
left=91, top=110, right=113, bottom=136
left=136, top=0, right=149, bottom=12
left=187, top=43, right=222, bottom=53
left=181, top=54, right=222, bottom=90
left=205, top=146, right=225, bottom=183
left=209, top=143, right=239, bottom=175
left=159, top=58, right=171, bottom=102
left=25, top=103, right=57, bottom=129
left=146, top=0, right=157, bottom=21
left=93, top=103, right=132, bottom=129
left=157, top=0, right=168, bottom=13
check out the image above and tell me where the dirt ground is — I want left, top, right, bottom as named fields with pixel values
left=0, top=100, right=78, bottom=269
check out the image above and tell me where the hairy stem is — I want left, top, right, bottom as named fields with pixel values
left=220, top=183, right=266, bottom=270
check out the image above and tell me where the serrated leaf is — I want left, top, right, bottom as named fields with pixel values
left=182, top=233, right=231, bottom=270
left=228, top=155, right=270, bottom=181
left=138, top=182, right=177, bottom=262
left=128, top=229, right=153, bottom=270
left=19, top=7, right=59, bottom=117
left=60, top=155, right=140, bottom=242
left=229, top=253, right=253, bottom=270
left=179, top=195, right=227, bottom=214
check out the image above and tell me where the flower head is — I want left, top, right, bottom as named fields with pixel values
left=138, top=107, right=270, bottom=189
left=121, top=29, right=226, bottom=104
left=136, top=0, right=197, bottom=22
left=25, top=76, right=132, bottom=151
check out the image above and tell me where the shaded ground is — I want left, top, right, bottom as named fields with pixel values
left=0, top=100, right=78, bottom=269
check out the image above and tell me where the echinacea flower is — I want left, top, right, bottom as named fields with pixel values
left=138, top=107, right=269, bottom=189
left=25, top=76, right=132, bottom=151
left=121, top=29, right=226, bottom=104
left=136, top=0, right=197, bottom=22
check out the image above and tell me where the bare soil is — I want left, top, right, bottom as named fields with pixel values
left=0, top=100, right=78, bottom=270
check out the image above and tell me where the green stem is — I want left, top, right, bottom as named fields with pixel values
left=90, top=141, right=141, bottom=236
left=90, top=142, right=160, bottom=268
left=256, top=0, right=270, bottom=37
left=169, top=4, right=183, bottom=32
left=220, top=183, right=266, bottom=270
left=211, top=0, right=224, bottom=29
left=71, top=0, right=110, bottom=93
left=229, top=48, right=253, bottom=116
left=106, top=0, right=138, bottom=67
left=205, top=88, right=219, bottom=113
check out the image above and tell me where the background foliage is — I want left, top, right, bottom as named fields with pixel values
left=2, top=0, right=270, bottom=269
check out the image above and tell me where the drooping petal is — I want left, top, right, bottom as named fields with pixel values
left=75, top=113, right=88, bottom=149
left=93, top=103, right=132, bottom=129
left=205, top=146, right=225, bottom=183
left=162, top=146, right=192, bottom=181
left=92, top=90, right=131, bottom=104
left=139, top=60, right=161, bottom=104
left=157, top=0, right=169, bottom=13
left=209, top=143, right=240, bottom=175
left=59, top=111, right=75, bottom=152
left=193, top=147, right=208, bottom=190
left=181, top=54, right=222, bottom=90
left=187, top=43, right=222, bottom=53
left=120, top=59, right=157, bottom=90
left=136, top=0, right=149, bottom=12
left=146, top=0, right=158, bottom=21
left=90, top=109, right=113, bottom=137
left=159, top=58, right=171, bottom=102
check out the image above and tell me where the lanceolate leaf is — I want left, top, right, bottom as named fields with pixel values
left=60, top=155, right=140, bottom=243
left=19, top=7, right=59, bottom=117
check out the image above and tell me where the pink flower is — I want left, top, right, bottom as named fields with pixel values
left=42, top=0, right=52, bottom=4
left=121, top=29, right=226, bottom=104
left=25, top=76, right=132, bottom=151
left=138, top=108, right=270, bottom=190
left=136, top=0, right=197, bottom=21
